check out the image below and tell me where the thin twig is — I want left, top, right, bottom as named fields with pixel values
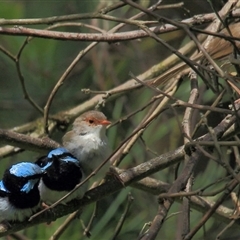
left=1, top=104, right=240, bottom=235
left=83, top=202, right=99, bottom=237
left=139, top=101, right=240, bottom=238
left=49, top=209, right=82, bottom=240
left=15, top=39, right=44, bottom=114
left=111, top=193, right=134, bottom=240
left=184, top=178, right=239, bottom=240
left=10, top=233, right=30, bottom=240
left=42, top=0, right=163, bottom=133
left=180, top=70, right=199, bottom=238
left=30, top=99, right=175, bottom=220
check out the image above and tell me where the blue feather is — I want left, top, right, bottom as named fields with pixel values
left=47, top=148, right=68, bottom=158
left=37, top=148, right=79, bottom=171
left=0, top=181, right=9, bottom=193
left=38, top=148, right=84, bottom=204
left=21, top=179, right=39, bottom=193
left=61, top=155, right=79, bottom=164
left=40, top=161, right=52, bottom=170
left=9, top=162, right=43, bottom=178
left=48, top=148, right=79, bottom=164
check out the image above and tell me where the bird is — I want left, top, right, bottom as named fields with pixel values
left=0, top=162, right=43, bottom=223
left=36, top=147, right=86, bottom=205
left=62, top=110, right=111, bottom=180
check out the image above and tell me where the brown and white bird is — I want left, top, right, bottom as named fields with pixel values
left=62, top=110, right=111, bottom=180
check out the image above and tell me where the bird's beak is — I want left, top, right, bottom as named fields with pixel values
left=100, top=120, right=111, bottom=125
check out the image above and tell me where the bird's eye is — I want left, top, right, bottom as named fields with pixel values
left=88, top=119, right=94, bottom=124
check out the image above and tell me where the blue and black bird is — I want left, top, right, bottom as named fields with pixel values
left=36, top=148, right=86, bottom=205
left=0, top=162, right=43, bottom=222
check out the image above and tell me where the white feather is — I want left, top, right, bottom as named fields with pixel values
left=0, top=197, right=39, bottom=222
left=38, top=179, right=86, bottom=205
left=62, top=111, right=111, bottom=181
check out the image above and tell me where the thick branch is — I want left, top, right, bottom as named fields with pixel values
left=0, top=129, right=59, bottom=154
left=0, top=146, right=184, bottom=236
left=1, top=9, right=240, bottom=41
left=1, top=102, right=239, bottom=236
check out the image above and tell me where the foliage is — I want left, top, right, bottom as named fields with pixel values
left=1, top=0, right=240, bottom=239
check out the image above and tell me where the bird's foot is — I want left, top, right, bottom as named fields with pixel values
left=0, top=220, right=11, bottom=232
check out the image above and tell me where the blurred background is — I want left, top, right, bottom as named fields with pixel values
left=1, top=0, right=239, bottom=239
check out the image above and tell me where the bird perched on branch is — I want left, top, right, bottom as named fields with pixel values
left=36, top=148, right=85, bottom=205
left=62, top=110, right=111, bottom=180
left=0, top=162, right=43, bottom=222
